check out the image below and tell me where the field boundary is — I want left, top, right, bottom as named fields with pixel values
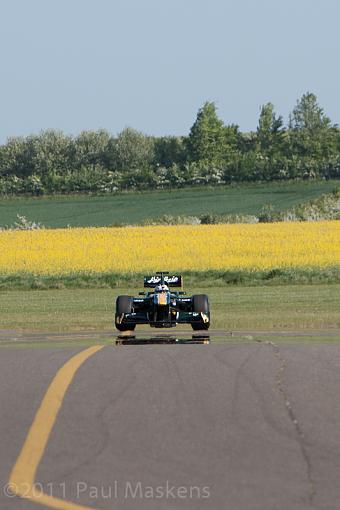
left=1, top=267, right=340, bottom=290
left=0, top=179, right=338, bottom=228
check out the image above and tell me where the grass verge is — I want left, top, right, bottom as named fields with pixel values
left=0, top=285, right=339, bottom=332
left=1, top=267, right=340, bottom=290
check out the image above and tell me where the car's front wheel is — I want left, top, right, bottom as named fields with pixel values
left=115, top=295, right=136, bottom=331
left=191, top=294, right=210, bottom=330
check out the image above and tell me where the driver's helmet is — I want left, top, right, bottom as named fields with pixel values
left=155, top=284, right=169, bottom=293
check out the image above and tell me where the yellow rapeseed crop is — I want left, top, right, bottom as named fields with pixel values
left=0, top=221, right=339, bottom=275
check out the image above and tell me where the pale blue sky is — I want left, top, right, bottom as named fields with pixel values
left=1, top=0, right=339, bottom=142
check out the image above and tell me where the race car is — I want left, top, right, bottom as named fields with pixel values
left=115, top=272, right=210, bottom=331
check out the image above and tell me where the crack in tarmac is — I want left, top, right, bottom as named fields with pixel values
left=265, top=340, right=317, bottom=508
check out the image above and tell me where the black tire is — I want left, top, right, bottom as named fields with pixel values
left=191, top=322, right=210, bottom=331
left=115, top=296, right=136, bottom=331
left=192, top=294, right=209, bottom=313
left=116, top=295, right=133, bottom=314
left=116, top=324, right=136, bottom=331
left=191, top=294, right=210, bottom=330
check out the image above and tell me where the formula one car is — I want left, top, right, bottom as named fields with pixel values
left=115, top=272, right=210, bottom=331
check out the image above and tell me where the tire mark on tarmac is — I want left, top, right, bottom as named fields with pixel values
left=212, top=342, right=318, bottom=508
left=266, top=341, right=317, bottom=507
left=230, top=345, right=262, bottom=421
left=212, top=344, right=291, bottom=439
left=45, top=350, right=142, bottom=486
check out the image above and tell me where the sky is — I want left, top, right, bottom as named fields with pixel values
left=0, top=0, right=339, bottom=142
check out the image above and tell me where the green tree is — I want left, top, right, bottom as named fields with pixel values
left=29, top=130, right=74, bottom=175
left=256, top=103, right=285, bottom=155
left=0, top=136, right=35, bottom=177
left=0, top=131, right=74, bottom=178
left=186, top=102, right=226, bottom=164
left=288, top=92, right=335, bottom=159
left=289, top=92, right=331, bottom=131
left=153, top=136, right=186, bottom=167
left=223, top=124, right=241, bottom=156
left=73, top=130, right=111, bottom=170
left=112, top=127, right=155, bottom=171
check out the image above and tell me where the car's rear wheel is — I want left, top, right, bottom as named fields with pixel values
left=115, top=296, right=136, bottom=331
left=191, top=294, right=210, bottom=330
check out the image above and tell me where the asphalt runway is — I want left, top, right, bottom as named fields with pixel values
left=1, top=339, right=340, bottom=510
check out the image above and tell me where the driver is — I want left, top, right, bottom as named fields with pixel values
left=155, top=284, right=169, bottom=293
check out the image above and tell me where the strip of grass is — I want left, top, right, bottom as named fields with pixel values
left=0, top=285, right=339, bottom=333
left=1, top=267, right=340, bottom=290
left=0, top=180, right=338, bottom=228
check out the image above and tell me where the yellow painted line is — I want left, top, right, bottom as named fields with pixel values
left=9, top=345, right=104, bottom=510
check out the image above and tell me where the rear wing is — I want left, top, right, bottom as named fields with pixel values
left=144, top=275, right=183, bottom=288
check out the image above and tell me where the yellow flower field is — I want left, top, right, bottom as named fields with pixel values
left=0, top=221, right=339, bottom=275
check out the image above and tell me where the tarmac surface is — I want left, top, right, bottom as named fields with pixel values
left=1, top=328, right=340, bottom=342
left=1, top=334, right=340, bottom=509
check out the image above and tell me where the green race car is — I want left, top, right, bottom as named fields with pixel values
left=115, top=272, right=210, bottom=331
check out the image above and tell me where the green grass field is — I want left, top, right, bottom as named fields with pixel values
left=1, top=285, right=339, bottom=333
left=1, top=267, right=340, bottom=291
left=0, top=180, right=338, bottom=228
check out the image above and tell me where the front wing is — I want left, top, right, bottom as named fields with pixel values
left=116, top=310, right=210, bottom=328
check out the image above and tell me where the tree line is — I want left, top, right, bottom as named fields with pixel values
left=1, top=92, right=340, bottom=195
